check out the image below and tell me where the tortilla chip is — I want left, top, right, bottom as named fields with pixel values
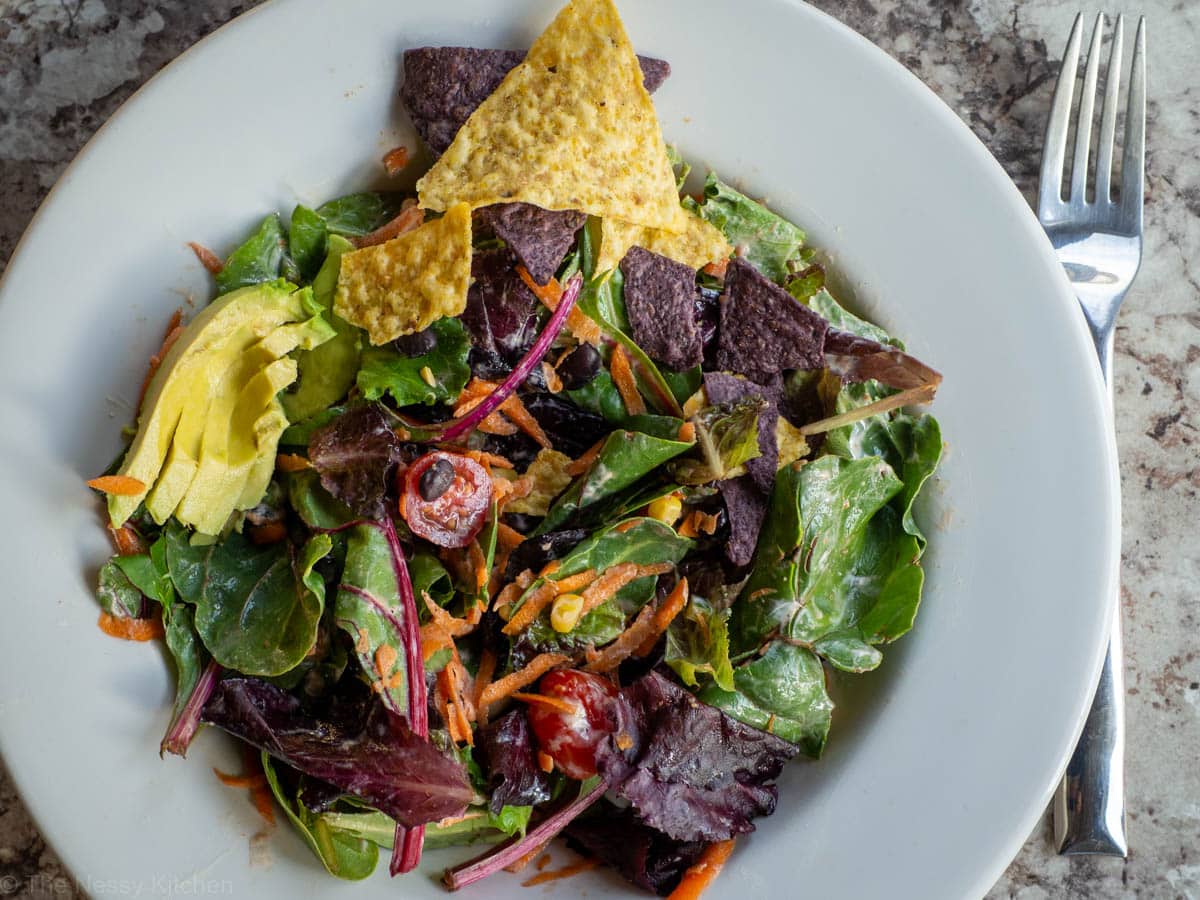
left=718, top=475, right=767, bottom=567
left=506, top=448, right=574, bottom=516
left=716, top=258, right=828, bottom=384
left=477, top=203, right=585, bottom=285
left=597, top=210, right=732, bottom=274
left=402, top=48, right=671, bottom=156
left=334, top=203, right=472, bottom=345
left=621, top=247, right=702, bottom=372
left=416, top=0, right=686, bottom=234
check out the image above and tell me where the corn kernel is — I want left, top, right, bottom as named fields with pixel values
left=419, top=365, right=438, bottom=387
left=647, top=493, right=683, bottom=526
left=550, top=593, right=585, bottom=633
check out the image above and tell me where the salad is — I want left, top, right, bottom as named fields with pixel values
left=86, top=0, right=943, bottom=895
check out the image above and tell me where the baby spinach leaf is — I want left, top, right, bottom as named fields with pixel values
left=566, top=370, right=630, bottom=424
left=288, top=205, right=329, bottom=282
left=665, top=595, right=734, bottom=692
left=684, top=173, right=806, bottom=284
left=699, top=641, right=833, bottom=758
left=409, top=552, right=454, bottom=614
left=165, top=522, right=332, bottom=677
left=261, top=754, right=379, bottom=881
left=287, top=469, right=356, bottom=530
left=315, top=192, right=404, bottom=237
left=320, top=805, right=526, bottom=851
left=282, top=236, right=362, bottom=424
left=96, top=559, right=143, bottom=619
left=215, top=214, right=287, bottom=295
left=357, top=317, right=471, bottom=407
left=537, top=431, right=693, bottom=534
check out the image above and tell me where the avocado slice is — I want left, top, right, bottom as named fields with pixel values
left=109, top=280, right=322, bottom=527
left=281, top=235, right=363, bottom=424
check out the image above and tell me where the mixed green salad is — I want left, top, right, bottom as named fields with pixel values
left=87, top=0, right=942, bottom=896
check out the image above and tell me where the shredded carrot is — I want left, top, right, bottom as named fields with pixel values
left=678, top=421, right=697, bottom=443
left=375, top=643, right=399, bottom=680
left=138, top=311, right=185, bottom=408
left=352, top=203, right=424, bottom=248
left=420, top=591, right=475, bottom=661
left=552, top=568, right=596, bottom=596
left=188, top=242, right=224, bottom=274
left=500, top=580, right=557, bottom=636
left=516, top=265, right=602, bottom=345
left=614, top=520, right=640, bottom=534
left=537, top=751, right=555, bottom=773
left=478, top=412, right=520, bottom=436
left=537, top=854, right=553, bottom=871
left=677, top=512, right=701, bottom=539
left=587, top=579, right=688, bottom=673
left=635, top=578, right=690, bottom=658
left=479, top=653, right=570, bottom=710
left=439, top=649, right=477, bottom=741
left=473, top=648, right=497, bottom=711
left=512, top=692, right=579, bottom=716
left=697, top=511, right=720, bottom=535
left=566, top=438, right=606, bottom=476
left=87, top=475, right=146, bottom=496
left=275, top=452, right=311, bottom=473
left=494, top=475, right=533, bottom=509
left=462, top=449, right=515, bottom=470
left=505, top=841, right=551, bottom=874
left=540, top=560, right=562, bottom=578
left=579, top=562, right=673, bottom=618
left=108, top=523, right=146, bottom=556
left=468, top=539, right=489, bottom=595
left=251, top=782, right=277, bottom=827
left=609, top=345, right=646, bottom=416
left=496, top=523, right=526, bottom=549
left=542, top=361, right=564, bottom=394
left=499, top=393, right=551, bottom=448
left=97, top=611, right=163, bottom=642
left=522, top=858, right=601, bottom=887
left=248, top=522, right=287, bottom=545
left=382, top=145, right=410, bottom=176
left=213, top=768, right=266, bottom=789
left=667, top=840, right=735, bottom=900
left=701, top=258, right=730, bottom=279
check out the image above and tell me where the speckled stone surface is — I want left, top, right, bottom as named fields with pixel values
left=1, top=1, right=1197, bottom=897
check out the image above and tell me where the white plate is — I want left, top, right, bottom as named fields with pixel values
left=0, top=1, right=1118, bottom=897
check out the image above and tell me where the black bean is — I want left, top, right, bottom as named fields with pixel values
left=418, top=458, right=455, bottom=501
left=394, top=327, right=438, bottom=357
left=556, top=343, right=602, bottom=389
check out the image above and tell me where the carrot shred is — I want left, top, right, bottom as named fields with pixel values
left=108, top=523, right=146, bottom=556
left=462, top=449, right=515, bottom=470
left=479, top=652, right=570, bottom=710
left=667, top=840, right=735, bottom=900
left=248, top=522, right=287, bottom=545
left=697, top=511, right=720, bottom=535
left=138, top=310, right=185, bottom=408
left=275, top=453, right=311, bottom=473
left=635, top=578, right=690, bottom=658
left=613, top=520, right=640, bottom=534
left=251, top=783, right=277, bottom=827
left=97, top=611, right=164, bottom=642
left=678, top=421, right=697, bottom=443
left=500, top=580, right=557, bottom=636
left=473, top=648, right=497, bottom=711
left=213, top=768, right=266, bottom=789
left=537, top=752, right=555, bottom=774
left=468, top=540, right=489, bottom=594
left=516, top=265, right=602, bottom=345
left=566, top=438, right=606, bottom=476
left=552, top=568, right=596, bottom=596
left=87, top=475, right=146, bottom=496
left=537, top=854, right=553, bottom=871
left=588, top=579, right=688, bottom=673
left=522, top=858, right=601, bottom=887
left=542, top=361, right=564, bottom=394
left=496, top=523, right=526, bottom=549
left=494, top=475, right=533, bottom=509
left=609, top=345, right=646, bottom=416
left=579, top=562, right=673, bottom=618
left=676, top=513, right=700, bottom=539
left=512, top=692, right=579, bottom=716
left=498, top=393, right=551, bottom=448
left=214, top=759, right=276, bottom=828
left=701, top=258, right=730, bottom=279
left=188, top=242, right=224, bottom=274
left=477, top=413, right=520, bottom=436
left=505, top=841, right=551, bottom=874
left=352, top=202, right=424, bottom=248
left=382, top=145, right=410, bottom=176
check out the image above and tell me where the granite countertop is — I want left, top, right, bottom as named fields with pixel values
left=1, top=0, right=1196, bottom=897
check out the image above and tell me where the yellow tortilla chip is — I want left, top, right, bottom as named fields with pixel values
left=596, top=210, right=733, bottom=274
left=417, top=0, right=685, bottom=234
left=506, top=449, right=574, bottom=517
left=333, top=203, right=471, bottom=345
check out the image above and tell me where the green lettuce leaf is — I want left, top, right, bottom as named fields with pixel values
left=356, top=316, right=471, bottom=407
left=215, top=214, right=287, bottom=296
left=314, top=192, right=403, bottom=237
left=288, top=205, right=328, bottom=282
left=671, top=398, right=764, bottom=485
left=666, top=595, right=734, bottom=692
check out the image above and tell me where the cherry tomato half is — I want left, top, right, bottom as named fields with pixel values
left=527, top=669, right=619, bottom=780
left=400, top=452, right=492, bottom=548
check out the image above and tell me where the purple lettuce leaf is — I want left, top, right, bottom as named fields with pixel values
left=824, top=328, right=943, bottom=391
left=308, top=403, right=404, bottom=518
left=476, top=709, right=553, bottom=814
left=565, top=807, right=708, bottom=896
left=596, top=671, right=798, bottom=843
left=200, top=677, right=470, bottom=828
left=460, top=250, right=541, bottom=376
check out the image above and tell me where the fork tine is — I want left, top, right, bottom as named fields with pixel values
left=1094, top=15, right=1124, bottom=203
left=1039, top=13, right=1084, bottom=222
left=1120, top=17, right=1146, bottom=229
left=1069, top=14, right=1105, bottom=203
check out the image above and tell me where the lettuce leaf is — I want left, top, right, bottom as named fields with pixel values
left=356, top=317, right=471, bottom=407
left=685, top=173, right=805, bottom=283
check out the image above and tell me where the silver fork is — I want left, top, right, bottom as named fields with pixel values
left=1038, top=12, right=1145, bottom=857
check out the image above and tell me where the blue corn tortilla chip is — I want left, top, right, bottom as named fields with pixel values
left=620, top=246, right=703, bottom=371
left=460, top=249, right=540, bottom=376
left=401, top=47, right=670, bottom=156
left=703, top=372, right=780, bottom=495
left=717, top=475, right=767, bottom=567
left=716, top=258, right=828, bottom=385
left=477, top=203, right=585, bottom=285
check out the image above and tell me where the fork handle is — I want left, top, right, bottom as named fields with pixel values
left=1054, top=315, right=1128, bottom=857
